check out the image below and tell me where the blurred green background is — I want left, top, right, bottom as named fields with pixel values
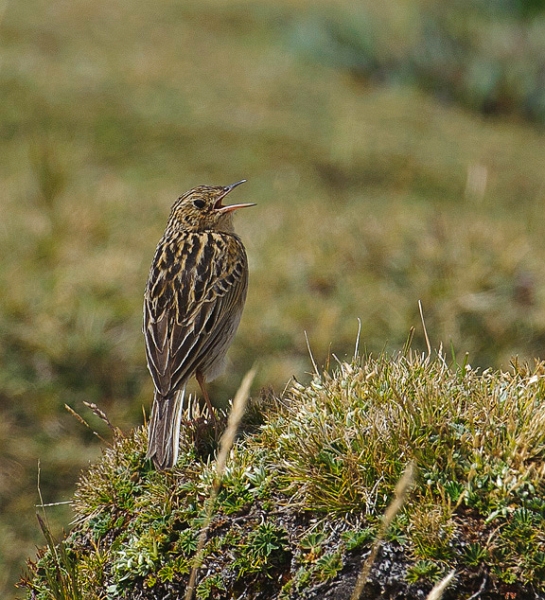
left=2, top=0, right=545, bottom=596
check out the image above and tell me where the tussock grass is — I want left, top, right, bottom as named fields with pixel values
left=263, top=355, right=545, bottom=517
left=21, top=353, right=545, bottom=598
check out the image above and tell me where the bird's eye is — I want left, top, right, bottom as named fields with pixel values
left=193, top=199, right=206, bottom=209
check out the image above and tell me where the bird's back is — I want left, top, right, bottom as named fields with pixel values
left=144, top=228, right=248, bottom=400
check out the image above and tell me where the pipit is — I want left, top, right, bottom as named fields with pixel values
left=144, top=180, right=254, bottom=469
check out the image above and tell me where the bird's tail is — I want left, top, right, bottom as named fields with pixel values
left=146, top=387, right=185, bottom=469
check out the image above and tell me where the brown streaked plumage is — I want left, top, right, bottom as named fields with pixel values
left=144, top=180, right=254, bottom=469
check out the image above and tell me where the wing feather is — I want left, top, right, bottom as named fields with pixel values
left=143, top=230, right=248, bottom=398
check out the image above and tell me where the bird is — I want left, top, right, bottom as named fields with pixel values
left=143, top=180, right=254, bottom=469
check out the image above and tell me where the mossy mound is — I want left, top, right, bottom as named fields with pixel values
left=21, top=354, right=545, bottom=599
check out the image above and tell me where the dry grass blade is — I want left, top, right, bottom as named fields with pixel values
left=418, top=300, right=432, bottom=358
left=83, top=402, right=119, bottom=434
left=467, top=570, right=488, bottom=599
left=402, top=326, right=416, bottom=357
left=354, top=317, right=362, bottom=361
left=36, top=461, right=53, bottom=550
left=64, top=404, right=108, bottom=444
left=305, top=330, right=320, bottom=376
left=350, top=461, right=416, bottom=600
left=35, top=500, right=72, bottom=508
left=425, top=570, right=455, bottom=600
left=64, top=404, right=91, bottom=430
left=184, top=367, right=257, bottom=600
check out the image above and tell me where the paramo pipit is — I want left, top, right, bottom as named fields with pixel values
left=144, top=181, right=254, bottom=469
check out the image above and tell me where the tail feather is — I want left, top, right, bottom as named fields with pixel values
left=147, top=388, right=185, bottom=469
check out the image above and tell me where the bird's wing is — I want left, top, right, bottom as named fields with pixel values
left=144, top=231, right=248, bottom=398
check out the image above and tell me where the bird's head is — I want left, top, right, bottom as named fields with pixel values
left=168, top=180, right=254, bottom=233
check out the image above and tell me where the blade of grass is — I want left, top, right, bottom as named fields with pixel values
left=350, top=461, right=416, bottom=600
left=426, top=570, right=455, bottom=600
left=184, top=367, right=257, bottom=600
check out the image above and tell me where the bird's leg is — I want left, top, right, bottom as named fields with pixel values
left=196, top=370, right=218, bottom=427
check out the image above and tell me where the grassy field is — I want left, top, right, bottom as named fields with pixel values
left=2, top=0, right=545, bottom=596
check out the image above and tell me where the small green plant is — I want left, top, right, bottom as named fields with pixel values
left=442, top=481, right=464, bottom=504
left=384, top=515, right=409, bottom=546
left=462, top=543, right=489, bottom=567
left=406, top=559, right=444, bottom=584
left=175, top=529, right=198, bottom=555
left=530, top=551, right=545, bottom=580
left=341, top=527, right=375, bottom=551
left=299, top=531, right=327, bottom=560
left=196, top=573, right=227, bottom=600
left=111, top=530, right=162, bottom=584
left=511, top=507, right=535, bottom=530
left=233, top=522, right=290, bottom=578
left=493, top=566, right=518, bottom=585
left=314, top=551, right=343, bottom=581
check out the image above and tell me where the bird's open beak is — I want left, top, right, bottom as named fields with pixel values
left=214, top=180, right=256, bottom=213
